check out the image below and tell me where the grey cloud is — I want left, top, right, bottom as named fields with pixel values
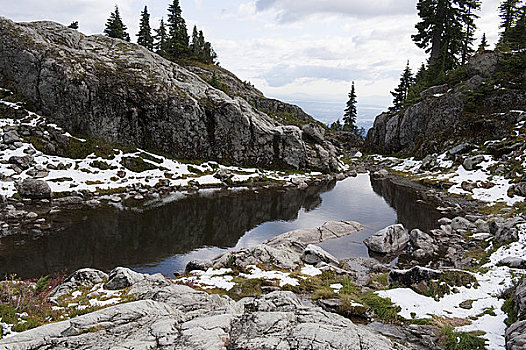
left=262, top=64, right=367, bottom=87
left=255, top=0, right=416, bottom=23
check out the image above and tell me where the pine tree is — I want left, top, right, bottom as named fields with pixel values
left=190, top=25, right=200, bottom=58
left=68, top=21, right=78, bottom=29
left=499, top=0, right=521, bottom=36
left=390, top=61, right=414, bottom=112
left=343, top=82, right=358, bottom=133
left=330, top=119, right=343, bottom=131
left=104, top=6, right=130, bottom=42
left=413, top=0, right=480, bottom=70
left=166, top=0, right=189, bottom=59
left=478, top=33, right=488, bottom=51
left=137, top=6, right=154, bottom=51
left=506, top=5, right=526, bottom=49
left=154, top=19, right=169, bottom=58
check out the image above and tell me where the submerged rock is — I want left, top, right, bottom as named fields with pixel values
left=364, top=224, right=409, bottom=254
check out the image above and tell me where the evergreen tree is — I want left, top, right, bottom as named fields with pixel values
left=190, top=25, right=200, bottom=58
left=343, top=82, right=358, bottom=133
left=478, top=33, right=488, bottom=51
left=506, top=5, right=526, bottom=49
left=499, top=0, right=521, bottom=36
left=390, top=61, right=414, bottom=112
left=166, top=0, right=189, bottom=59
left=68, top=21, right=78, bottom=29
left=413, top=0, right=480, bottom=70
left=137, top=6, right=154, bottom=51
left=330, top=119, right=343, bottom=131
left=104, top=6, right=130, bottom=41
left=154, top=19, right=169, bottom=58
left=460, top=0, right=481, bottom=65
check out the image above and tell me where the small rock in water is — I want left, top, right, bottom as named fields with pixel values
left=26, top=212, right=38, bottom=219
left=109, top=196, right=122, bottom=203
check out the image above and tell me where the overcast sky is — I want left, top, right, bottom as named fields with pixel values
left=2, top=0, right=502, bottom=124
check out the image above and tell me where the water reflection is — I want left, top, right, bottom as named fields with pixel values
left=0, top=182, right=336, bottom=279
left=0, top=174, right=443, bottom=279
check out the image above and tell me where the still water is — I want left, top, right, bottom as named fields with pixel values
left=0, top=174, right=442, bottom=279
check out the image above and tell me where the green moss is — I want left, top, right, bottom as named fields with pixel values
left=440, top=326, right=486, bottom=350
left=360, top=292, right=401, bottom=322
left=413, top=271, right=479, bottom=301
left=0, top=304, right=18, bottom=324
left=502, top=297, right=518, bottom=328
left=121, top=156, right=158, bottom=173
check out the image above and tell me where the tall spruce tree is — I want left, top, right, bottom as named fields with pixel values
left=68, top=21, right=79, bottom=29
left=390, top=61, right=414, bottom=112
left=506, top=5, right=526, bottom=49
left=343, top=82, right=358, bottom=133
left=154, top=19, right=169, bottom=58
left=413, top=0, right=480, bottom=71
left=190, top=25, right=200, bottom=58
left=478, top=33, right=488, bottom=51
left=137, top=6, right=154, bottom=51
left=104, top=6, right=130, bottom=42
left=166, top=0, right=189, bottom=59
left=499, top=0, right=521, bottom=36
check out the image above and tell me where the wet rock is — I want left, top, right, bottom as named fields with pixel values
left=462, top=155, right=485, bottom=171
left=54, top=196, right=83, bottom=205
left=26, top=212, right=38, bottom=219
left=450, top=217, right=476, bottom=231
left=301, top=244, right=339, bottom=266
left=388, top=266, right=442, bottom=288
left=52, top=268, right=108, bottom=298
left=364, top=224, right=409, bottom=254
left=16, top=178, right=52, bottom=199
left=267, top=221, right=363, bottom=247
left=185, top=259, right=213, bottom=273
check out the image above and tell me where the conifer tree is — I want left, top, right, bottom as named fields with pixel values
left=499, top=0, right=521, bottom=36
left=190, top=25, right=200, bottom=58
left=166, top=0, right=189, bottom=59
left=330, top=119, right=343, bottom=131
left=154, top=19, right=169, bottom=58
left=68, top=21, right=78, bottom=29
left=506, top=5, right=526, bottom=49
left=460, top=0, right=481, bottom=65
left=413, top=0, right=480, bottom=70
left=137, top=6, right=154, bottom=51
left=390, top=61, right=414, bottom=112
left=104, top=6, right=130, bottom=42
left=343, top=82, right=358, bottom=133
left=478, top=33, right=488, bottom=51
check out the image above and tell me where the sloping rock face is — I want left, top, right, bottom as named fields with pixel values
left=0, top=268, right=403, bottom=350
left=0, top=17, right=338, bottom=172
left=365, top=52, right=526, bottom=157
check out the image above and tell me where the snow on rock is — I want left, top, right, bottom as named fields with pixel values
left=377, top=224, right=526, bottom=350
left=239, top=265, right=299, bottom=287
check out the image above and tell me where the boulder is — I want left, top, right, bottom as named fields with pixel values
left=185, top=259, right=213, bottom=273
left=498, top=257, right=526, bottom=269
left=105, top=267, right=167, bottom=290
left=388, top=266, right=442, bottom=288
left=450, top=217, right=476, bottom=231
left=16, top=178, right=52, bottom=199
left=446, top=143, right=473, bottom=158
left=409, top=229, right=436, bottom=257
left=52, top=268, right=108, bottom=298
left=302, top=123, right=325, bottom=143
left=490, top=217, right=526, bottom=244
left=2, top=130, right=20, bottom=144
left=420, top=84, right=449, bottom=98
left=512, top=182, right=526, bottom=197
left=8, top=155, right=33, bottom=170
left=462, top=155, right=485, bottom=171
left=514, top=278, right=526, bottom=319
left=301, top=244, right=339, bottom=266
left=364, top=224, right=409, bottom=254
left=506, top=320, right=526, bottom=350
left=419, top=154, right=438, bottom=171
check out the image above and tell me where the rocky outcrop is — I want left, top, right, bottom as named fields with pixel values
left=15, top=178, right=51, bottom=199
left=210, top=221, right=363, bottom=270
left=0, top=268, right=403, bottom=350
left=365, top=52, right=526, bottom=157
left=507, top=279, right=526, bottom=350
left=0, top=17, right=338, bottom=172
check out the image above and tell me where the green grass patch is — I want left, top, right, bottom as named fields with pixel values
left=440, top=326, right=486, bottom=350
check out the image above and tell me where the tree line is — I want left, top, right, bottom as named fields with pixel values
left=389, top=0, right=526, bottom=113
left=100, top=1, right=217, bottom=65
